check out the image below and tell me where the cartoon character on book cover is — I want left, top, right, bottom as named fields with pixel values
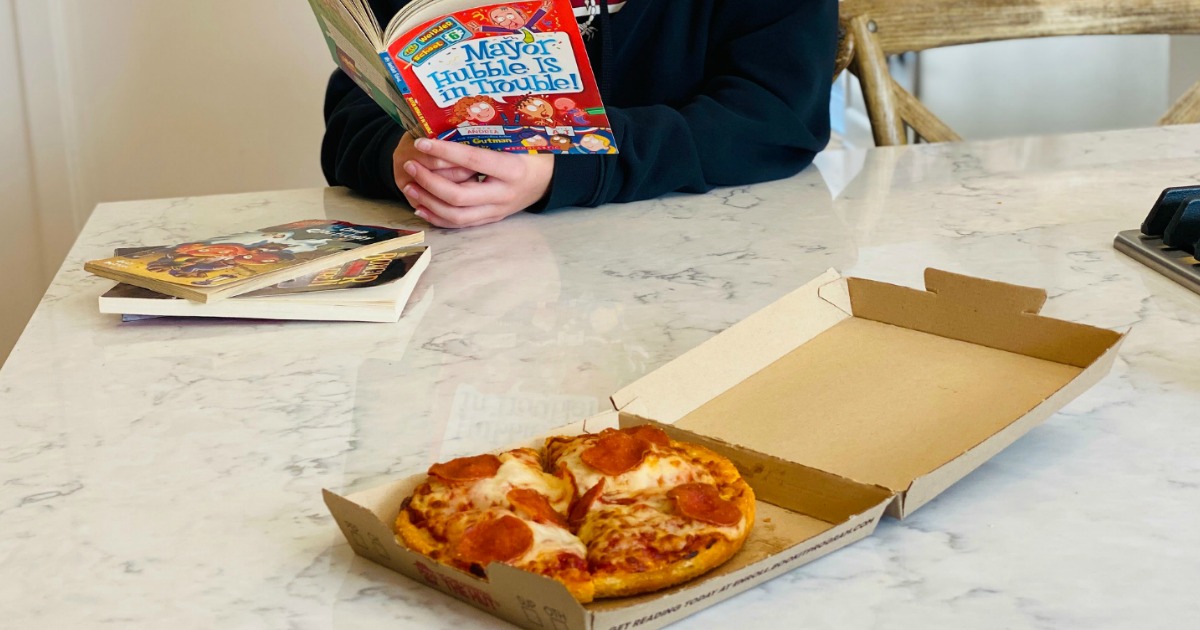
left=448, top=95, right=506, bottom=125
left=104, top=248, right=426, bottom=302
left=98, top=221, right=406, bottom=288
left=386, top=0, right=617, bottom=154
left=575, top=132, right=616, bottom=154
left=469, top=0, right=554, bottom=43
left=256, top=249, right=423, bottom=295
left=142, top=242, right=296, bottom=280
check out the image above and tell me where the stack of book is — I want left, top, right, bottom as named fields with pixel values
left=84, top=220, right=429, bottom=323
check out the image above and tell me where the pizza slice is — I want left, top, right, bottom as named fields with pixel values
left=395, top=448, right=595, bottom=602
left=545, top=425, right=756, bottom=598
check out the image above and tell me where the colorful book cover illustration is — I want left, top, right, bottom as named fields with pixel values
left=387, top=0, right=617, bottom=154
left=86, top=220, right=421, bottom=290
left=248, top=248, right=421, bottom=295
left=304, top=0, right=617, bottom=154
left=106, top=247, right=423, bottom=299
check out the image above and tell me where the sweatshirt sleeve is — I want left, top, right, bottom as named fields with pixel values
left=320, top=70, right=407, bottom=200
left=320, top=0, right=409, bottom=200
left=542, top=0, right=838, bottom=210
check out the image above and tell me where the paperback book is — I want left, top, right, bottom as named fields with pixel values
left=100, top=247, right=431, bottom=323
left=306, top=0, right=618, bottom=154
left=84, top=220, right=424, bottom=303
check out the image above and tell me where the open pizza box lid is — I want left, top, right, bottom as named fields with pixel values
left=322, top=268, right=1124, bottom=630
left=611, top=268, right=1125, bottom=518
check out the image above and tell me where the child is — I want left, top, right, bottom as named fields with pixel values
left=322, top=0, right=837, bottom=228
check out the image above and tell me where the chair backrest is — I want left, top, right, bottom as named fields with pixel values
left=841, top=0, right=1200, bottom=146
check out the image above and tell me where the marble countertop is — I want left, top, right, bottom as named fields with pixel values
left=3, top=125, right=1200, bottom=629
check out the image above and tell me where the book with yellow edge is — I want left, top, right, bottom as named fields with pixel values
left=84, top=220, right=424, bottom=303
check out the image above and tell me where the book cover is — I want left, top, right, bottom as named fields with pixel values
left=84, top=220, right=424, bottom=303
left=244, top=247, right=419, bottom=296
left=386, top=0, right=617, bottom=154
left=100, top=247, right=432, bottom=323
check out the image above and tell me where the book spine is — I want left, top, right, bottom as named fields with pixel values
left=381, top=51, right=428, bottom=135
left=380, top=52, right=411, bottom=96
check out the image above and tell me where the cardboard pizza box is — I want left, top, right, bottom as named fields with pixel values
left=323, top=268, right=1125, bottom=630
left=323, top=414, right=891, bottom=630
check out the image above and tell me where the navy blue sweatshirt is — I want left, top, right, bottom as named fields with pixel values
left=322, top=0, right=837, bottom=210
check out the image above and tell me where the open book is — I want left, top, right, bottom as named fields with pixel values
left=100, top=247, right=431, bottom=323
left=84, top=220, right=424, bottom=303
left=307, top=0, right=618, bottom=154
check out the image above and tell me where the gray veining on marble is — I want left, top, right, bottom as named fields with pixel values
left=3, top=125, right=1200, bottom=629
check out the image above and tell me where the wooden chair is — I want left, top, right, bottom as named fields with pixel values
left=841, top=0, right=1200, bottom=146
left=834, top=18, right=855, bottom=80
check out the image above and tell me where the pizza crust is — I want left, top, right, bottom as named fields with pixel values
left=395, top=502, right=443, bottom=558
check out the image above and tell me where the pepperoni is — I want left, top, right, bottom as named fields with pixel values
left=622, top=425, right=671, bottom=447
left=568, top=478, right=605, bottom=527
left=668, top=483, right=743, bottom=526
left=428, top=454, right=502, bottom=482
left=508, top=488, right=567, bottom=528
left=453, top=514, right=534, bottom=565
left=581, top=431, right=651, bottom=475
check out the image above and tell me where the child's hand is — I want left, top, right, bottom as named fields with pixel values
left=393, top=133, right=477, bottom=193
left=399, top=138, right=554, bottom=229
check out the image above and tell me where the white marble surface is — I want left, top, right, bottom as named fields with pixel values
left=3, top=125, right=1200, bottom=629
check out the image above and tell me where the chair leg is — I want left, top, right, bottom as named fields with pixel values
left=1161, top=80, right=1200, bottom=126
left=892, top=80, right=962, bottom=144
left=848, top=16, right=906, bottom=146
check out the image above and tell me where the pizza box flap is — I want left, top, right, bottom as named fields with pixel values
left=611, top=268, right=1124, bottom=517
left=322, top=485, right=588, bottom=629
left=611, top=269, right=852, bottom=424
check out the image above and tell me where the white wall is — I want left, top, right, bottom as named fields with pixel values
left=918, top=35, right=1172, bottom=140
left=0, top=0, right=47, bottom=363
left=0, top=0, right=337, bottom=366
left=1170, top=35, right=1200, bottom=102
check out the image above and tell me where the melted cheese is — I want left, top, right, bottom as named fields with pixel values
left=517, top=519, right=588, bottom=564
left=582, top=498, right=744, bottom=555
left=551, top=436, right=746, bottom=570
left=557, top=442, right=714, bottom=498
left=454, top=451, right=573, bottom=513
left=580, top=506, right=744, bottom=576
left=405, top=439, right=753, bottom=593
